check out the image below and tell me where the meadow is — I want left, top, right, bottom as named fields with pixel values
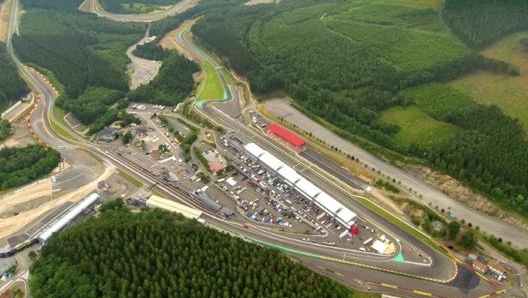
left=401, top=83, right=476, bottom=120
left=378, top=106, right=458, bottom=149
left=452, top=32, right=528, bottom=131
left=198, top=60, right=224, bottom=100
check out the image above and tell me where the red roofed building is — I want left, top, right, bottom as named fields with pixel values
left=208, top=161, right=225, bottom=174
left=266, top=123, right=306, bottom=151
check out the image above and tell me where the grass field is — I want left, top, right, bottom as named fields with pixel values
left=197, top=61, right=224, bottom=100
left=401, top=83, right=476, bottom=119
left=452, top=32, right=528, bottom=131
left=378, top=106, right=458, bottom=149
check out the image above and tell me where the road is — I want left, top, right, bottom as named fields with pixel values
left=83, top=0, right=199, bottom=22
left=264, top=98, right=528, bottom=248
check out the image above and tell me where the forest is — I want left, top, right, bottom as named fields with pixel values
left=0, top=145, right=60, bottom=190
left=99, top=0, right=181, bottom=14
left=443, top=0, right=528, bottom=48
left=13, top=0, right=145, bottom=133
left=0, top=44, right=29, bottom=112
left=191, top=0, right=528, bottom=216
left=128, top=52, right=199, bottom=105
left=30, top=201, right=365, bottom=298
left=0, top=119, right=12, bottom=141
left=133, top=41, right=171, bottom=60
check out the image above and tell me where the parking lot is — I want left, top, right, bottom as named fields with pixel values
left=98, top=103, right=395, bottom=254
left=217, top=134, right=394, bottom=253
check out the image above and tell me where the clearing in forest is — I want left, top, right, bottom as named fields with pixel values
left=452, top=32, right=528, bottom=132
left=378, top=106, right=458, bottom=149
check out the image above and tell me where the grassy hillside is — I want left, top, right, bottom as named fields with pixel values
left=378, top=106, right=458, bottom=149
left=31, top=201, right=372, bottom=298
left=452, top=32, right=528, bottom=131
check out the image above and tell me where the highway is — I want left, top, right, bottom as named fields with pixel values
left=1, top=1, right=510, bottom=297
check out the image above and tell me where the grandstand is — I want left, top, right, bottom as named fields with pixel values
left=38, top=193, right=101, bottom=242
left=243, top=143, right=357, bottom=228
left=146, top=195, right=202, bottom=219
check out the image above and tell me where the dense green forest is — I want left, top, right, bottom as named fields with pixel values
left=30, top=201, right=364, bottom=298
left=0, top=145, right=60, bottom=190
left=443, top=0, right=528, bottom=48
left=133, top=41, right=171, bottom=60
left=0, top=44, right=29, bottom=112
left=100, top=0, right=181, bottom=14
left=13, top=0, right=145, bottom=133
left=0, top=119, right=12, bottom=141
left=192, top=0, right=528, bottom=216
left=128, top=52, right=199, bottom=105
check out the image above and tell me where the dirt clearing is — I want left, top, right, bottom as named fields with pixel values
left=0, top=0, right=11, bottom=43
left=0, top=165, right=115, bottom=240
left=159, top=22, right=195, bottom=61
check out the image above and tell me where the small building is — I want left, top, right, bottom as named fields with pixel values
left=266, top=123, right=306, bottom=151
left=96, top=128, right=119, bottom=142
left=209, top=161, right=225, bottom=173
left=488, top=261, right=507, bottom=281
left=472, top=260, right=488, bottom=274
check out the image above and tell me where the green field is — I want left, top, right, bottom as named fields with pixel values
left=401, top=83, right=476, bottom=119
left=378, top=106, right=458, bottom=149
left=198, top=61, right=224, bottom=100
left=452, top=32, right=528, bottom=131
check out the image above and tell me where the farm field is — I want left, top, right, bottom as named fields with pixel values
left=452, top=31, right=528, bottom=131
left=197, top=60, right=224, bottom=100
left=378, top=106, right=458, bottom=149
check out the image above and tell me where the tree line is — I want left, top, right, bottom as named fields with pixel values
left=30, top=201, right=362, bottom=298
left=0, top=145, right=60, bottom=190
left=411, top=105, right=528, bottom=214
left=0, top=44, right=29, bottom=112
left=443, top=0, right=528, bottom=48
left=0, top=119, right=13, bottom=141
